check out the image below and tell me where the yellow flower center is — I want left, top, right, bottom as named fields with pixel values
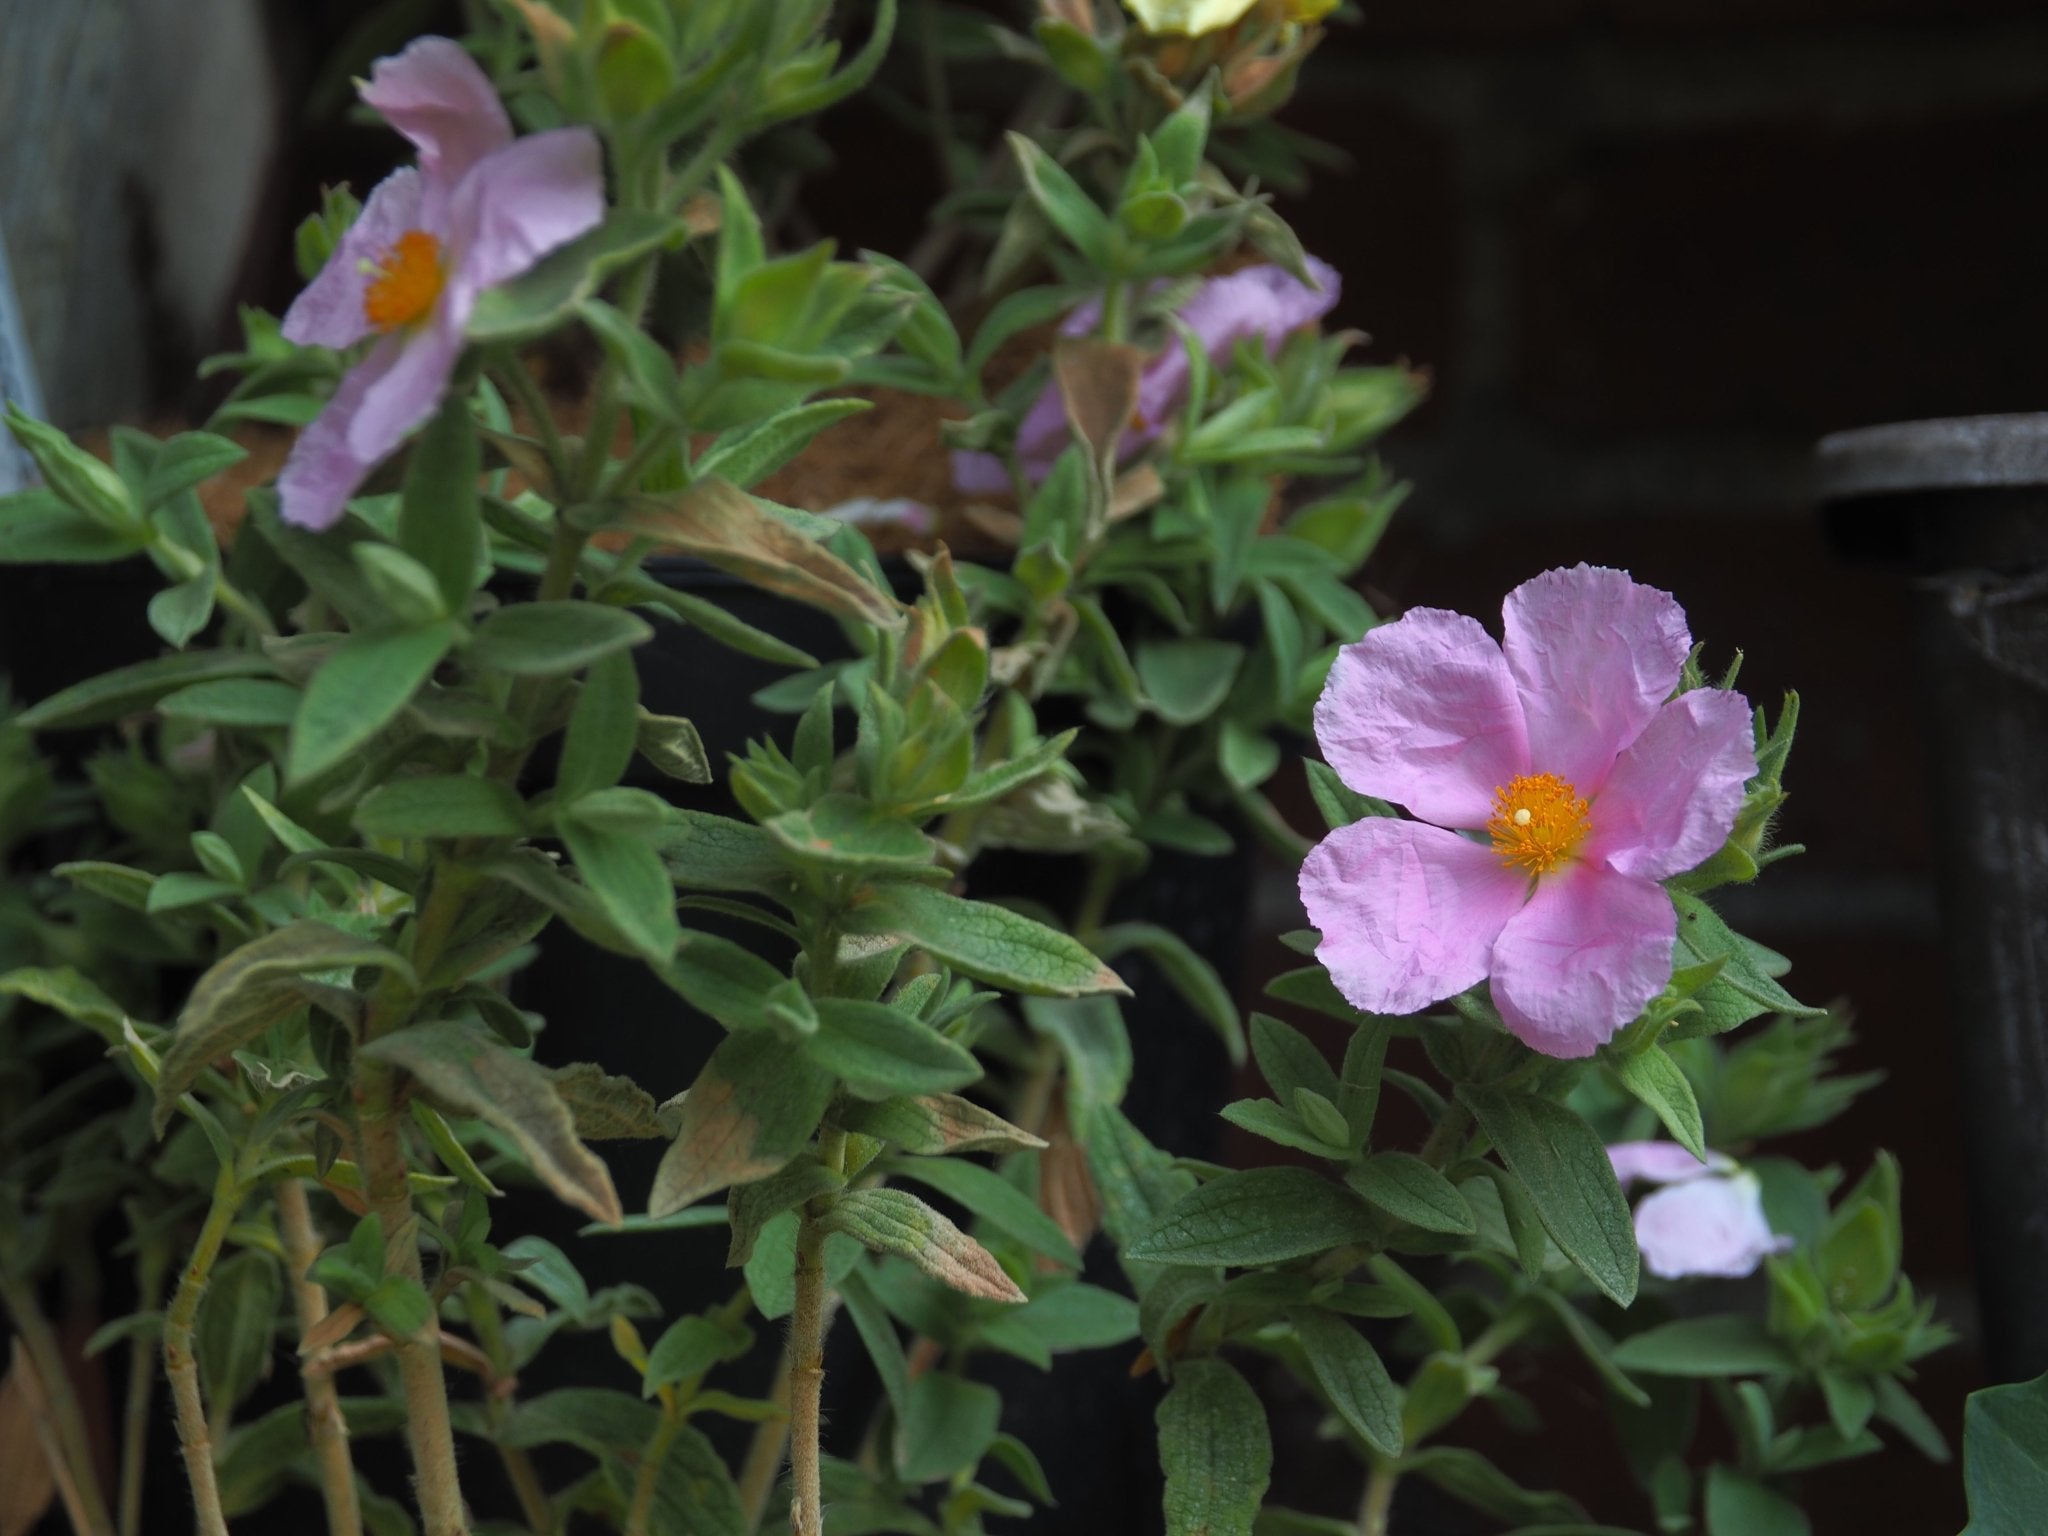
left=1487, top=773, right=1591, bottom=876
left=363, top=230, right=446, bottom=332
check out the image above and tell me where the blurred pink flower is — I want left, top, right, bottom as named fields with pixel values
left=950, top=258, right=1340, bottom=494
left=1608, top=1139, right=1791, bottom=1279
left=1298, top=565, right=1756, bottom=1057
left=279, top=37, right=603, bottom=529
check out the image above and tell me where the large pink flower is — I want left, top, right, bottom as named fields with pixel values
left=1299, top=565, right=1756, bottom=1057
left=1608, top=1141, right=1792, bottom=1280
left=278, top=38, right=604, bottom=529
left=951, top=258, right=1341, bottom=494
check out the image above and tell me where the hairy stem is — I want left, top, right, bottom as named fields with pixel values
left=787, top=1208, right=830, bottom=1536
left=466, top=1286, right=553, bottom=1536
left=625, top=1406, right=684, bottom=1536
left=162, top=1167, right=244, bottom=1536
left=1356, top=1456, right=1398, bottom=1536
left=277, top=1179, right=363, bottom=1536
left=356, top=1063, right=468, bottom=1536
left=116, top=1233, right=169, bottom=1536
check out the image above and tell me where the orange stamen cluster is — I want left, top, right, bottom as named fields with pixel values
left=1487, top=773, right=1591, bottom=876
left=363, top=230, right=446, bottom=332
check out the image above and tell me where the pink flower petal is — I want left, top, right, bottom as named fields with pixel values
left=1301, top=818, right=1529, bottom=1017
left=1588, top=689, right=1757, bottom=881
left=445, top=128, right=606, bottom=303
left=1634, top=1171, right=1790, bottom=1280
left=1313, top=611, right=1530, bottom=830
left=361, top=37, right=511, bottom=189
left=1489, top=861, right=1676, bottom=1057
left=1502, top=565, right=1691, bottom=794
left=1608, top=1140, right=1734, bottom=1186
left=282, top=169, right=425, bottom=351
left=950, top=450, right=1013, bottom=496
left=278, top=338, right=400, bottom=529
left=345, top=315, right=465, bottom=464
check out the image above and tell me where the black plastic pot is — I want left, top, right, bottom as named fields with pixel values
left=1819, top=413, right=2048, bottom=1381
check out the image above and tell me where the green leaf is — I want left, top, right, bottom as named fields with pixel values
left=1338, top=1019, right=1389, bottom=1152
left=559, top=799, right=681, bottom=962
left=1611, top=1045, right=1707, bottom=1162
left=1134, top=638, right=1244, bottom=726
left=896, top=1372, right=1002, bottom=1484
left=558, top=651, right=640, bottom=802
left=834, top=1094, right=1045, bottom=1156
left=1303, top=759, right=1390, bottom=830
left=802, top=998, right=983, bottom=1100
left=1346, top=1152, right=1475, bottom=1236
left=1874, top=1373, right=1950, bottom=1464
left=1705, top=1465, right=1809, bottom=1536
left=364, top=1274, right=437, bottom=1339
left=364, top=1021, right=623, bottom=1225
left=468, top=601, right=652, bottom=675
left=637, top=710, right=710, bottom=783
left=467, top=212, right=685, bottom=343
left=1672, top=893, right=1824, bottom=1019
left=1962, top=1374, right=2048, bottom=1534
left=158, top=678, right=301, bottom=728
left=355, top=776, right=527, bottom=840
left=1126, top=1167, right=1380, bottom=1267
left=500, top=1388, right=657, bottom=1457
left=18, top=649, right=274, bottom=732
left=146, top=431, right=246, bottom=509
left=766, top=795, right=934, bottom=874
left=1219, top=1098, right=1344, bottom=1158
left=694, top=398, right=873, bottom=489
left=400, top=395, right=483, bottom=611
left=649, top=1030, right=835, bottom=1214
left=1159, top=1358, right=1270, bottom=1536
left=1459, top=1084, right=1639, bottom=1306
left=839, top=1268, right=911, bottom=1417
left=658, top=808, right=789, bottom=892
left=894, top=1157, right=1081, bottom=1268
left=1288, top=1307, right=1403, bottom=1456
left=979, top=1281, right=1139, bottom=1363
left=1007, top=133, right=1113, bottom=266
left=195, top=1250, right=281, bottom=1413
left=1097, top=922, right=1243, bottom=1064
left=155, top=922, right=413, bottom=1132
left=643, top=1313, right=752, bottom=1397
left=0, top=966, right=129, bottom=1044
left=552, top=1063, right=670, bottom=1141
left=844, top=884, right=1126, bottom=997
left=1250, top=1013, right=1339, bottom=1105
left=6, top=404, right=136, bottom=529
left=1403, top=1447, right=1584, bottom=1527
left=1024, top=995, right=1132, bottom=1126
left=289, top=622, right=457, bottom=783
left=821, top=1188, right=1026, bottom=1302
left=727, top=1160, right=845, bottom=1267
left=0, top=489, right=150, bottom=562
left=1609, top=1316, right=1797, bottom=1378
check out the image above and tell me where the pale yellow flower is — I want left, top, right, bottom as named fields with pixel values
left=1121, top=0, right=1261, bottom=37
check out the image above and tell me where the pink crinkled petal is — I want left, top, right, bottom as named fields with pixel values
left=1489, top=861, right=1677, bottom=1058
left=278, top=338, right=402, bottom=530
left=345, top=314, right=465, bottom=464
left=444, top=128, right=605, bottom=302
left=361, top=37, right=512, bottom=188
left=1588, top=689, right=1757, bottom=881
left=1608, top=1140, right=1734, bottom=1187
left=1634, top=1172, right=1791, bottom=1280
left=1301, top=817, right=1529, bottom=1017
left=1502, top=565, right=1691, bottom=795
left=282, top=169, right=424, bottom=351
left=1313, top=611, right=1530, bottom=830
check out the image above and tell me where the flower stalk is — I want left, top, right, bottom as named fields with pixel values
left=162, top=1166, right=245, bottom=1536
left=277, top=1178, right=363, bottom=1536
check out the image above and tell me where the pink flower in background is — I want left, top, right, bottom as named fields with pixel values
left=1298, top=565, right=1756, bottom=1058
left=950, top=258, right=1341, bottom=494
left=278, top=38, right=604, bottom=529
left=1608, top=1140, right=1792, bottom=1279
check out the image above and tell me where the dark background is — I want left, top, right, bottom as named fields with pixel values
left=10, top=0, right=2043, bottom=1530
